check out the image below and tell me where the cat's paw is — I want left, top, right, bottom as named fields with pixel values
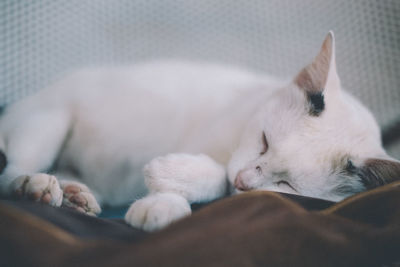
left=144, top=153, right=226, bottom=202
left=11, top=173, right=63, bottom=207
left=125, top=193, right=191, bottom=232
left=61, top=181, right=101, bottom=216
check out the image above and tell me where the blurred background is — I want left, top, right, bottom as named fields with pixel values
left=1, top=0, right=399, bottom=157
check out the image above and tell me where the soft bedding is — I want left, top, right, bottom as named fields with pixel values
left=1, top=182, right=399, bottom=267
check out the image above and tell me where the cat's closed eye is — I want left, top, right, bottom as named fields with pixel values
left=260, top=131, right=268, bottom=155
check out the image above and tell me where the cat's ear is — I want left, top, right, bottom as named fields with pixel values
left=295, top=31, right=339, bottom=116
left=357, top=158, right=400, bottom=190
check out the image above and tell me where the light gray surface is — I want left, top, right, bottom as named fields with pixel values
left=1, top=0, right=399, bottom=157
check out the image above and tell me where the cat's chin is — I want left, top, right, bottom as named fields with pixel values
left=232, top=186, right=299, bottom=196
left=254, top=186, right=299, bottom=196
left=232, top=188, right=248, bottom=194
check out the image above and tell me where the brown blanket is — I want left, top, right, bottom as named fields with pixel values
left=1, top=182, right=399, bottom=267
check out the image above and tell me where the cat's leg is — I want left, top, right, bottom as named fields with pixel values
left=58, top=177, right=102, bottom=216
left=0, top=109, right=71, bottom=207
left=125, top=153, right=227, bottom=231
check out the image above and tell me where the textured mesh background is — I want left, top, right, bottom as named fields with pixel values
left=1, top=0, right=399, bottom=157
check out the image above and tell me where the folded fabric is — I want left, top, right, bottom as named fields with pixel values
left=1, top=181, right=399, bottom=267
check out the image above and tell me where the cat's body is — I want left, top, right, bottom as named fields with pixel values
left=1, top=62, right=278, bottom=205
left=0, top=32, right=399, bottom=230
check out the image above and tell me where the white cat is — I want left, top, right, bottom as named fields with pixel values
left=0, top=32, right=399, bottom=231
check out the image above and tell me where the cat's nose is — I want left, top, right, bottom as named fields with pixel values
left=234, top=172, right=250, bottom=191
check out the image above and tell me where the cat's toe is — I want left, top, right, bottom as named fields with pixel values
left=125, top=192, right=191, bottom=232
left=62, top=183, right=101, bottom=216
left=11, top=174, right=63, bottom=207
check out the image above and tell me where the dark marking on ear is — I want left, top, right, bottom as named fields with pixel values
left=308, top=92, right=325, bottom=116
left=357, top=159, right=400, bottom=190
left=0, top=150, right=7, bottom=174
left=295, top=33, right=333, bottom=116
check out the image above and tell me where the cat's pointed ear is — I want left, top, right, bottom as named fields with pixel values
left=357, top=158, right=400, bottom=190
left=295, top=31, right=339, bottom=116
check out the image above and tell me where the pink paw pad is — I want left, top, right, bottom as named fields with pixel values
left=62, top=184, right=100, bottom=216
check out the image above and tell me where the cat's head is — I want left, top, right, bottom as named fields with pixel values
left=228, top=31, right=400, bottom=201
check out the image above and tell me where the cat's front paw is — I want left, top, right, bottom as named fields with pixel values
left=11, top=173, right=63, bottom=206
left=144, top=153, right=227, bottom=202
left=125, top=193, right=191, bottom=231
left=61, top=181, right=101, bottom=216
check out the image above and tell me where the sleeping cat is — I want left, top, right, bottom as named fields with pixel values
left=0, top=32, right=399, bottom=231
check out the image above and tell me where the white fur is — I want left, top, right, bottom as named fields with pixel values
left=124, top=153, right=226, bottom=229
left=143, top=153, right=227, bottom=203
left=0, top=34, right=393, bottom=231
left=125, top=192, right=191, bottom=231
left=11, top=174, right=63, bottom=206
